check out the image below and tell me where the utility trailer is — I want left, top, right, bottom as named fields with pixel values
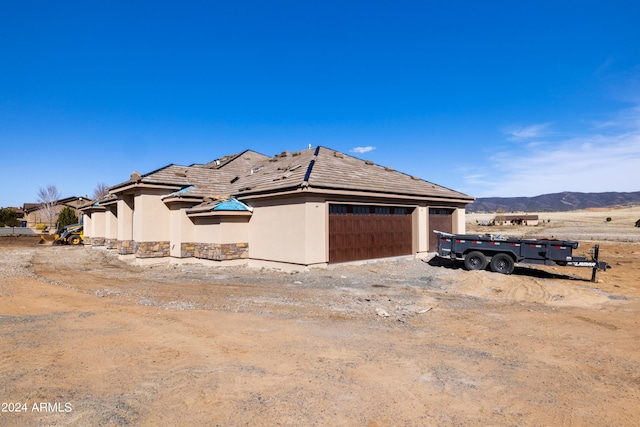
left=435, top=231, right=609, bottom=282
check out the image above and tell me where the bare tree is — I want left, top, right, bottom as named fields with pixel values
left=92, top=182, right=110, bottom=200
left=37, top=185, right=61, bottom=230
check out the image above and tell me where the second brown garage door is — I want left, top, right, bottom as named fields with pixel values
left=428, top=208, right=454, bottom=252
left=329, top=205, right=413, bottom=263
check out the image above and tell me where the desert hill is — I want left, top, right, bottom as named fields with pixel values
left=467, top=191, right=640, bottom=213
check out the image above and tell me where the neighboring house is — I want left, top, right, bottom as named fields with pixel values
left=81, top=147, right=474, bottom=269
left=492, top=214, right=539, bottom=226
left=23, top=196, right=86, bottom=229
left=10, top=206, right=24, bottom=222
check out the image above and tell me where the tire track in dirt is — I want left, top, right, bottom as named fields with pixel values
left=504, top=280, right=551, bottom=303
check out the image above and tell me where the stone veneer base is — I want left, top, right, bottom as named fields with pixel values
left=91, top=237, right=106, bottom=247
left=135, top=241, right=170, bottom=258
left=194, top=242, right=248, bottom=261
left=117, top=240, right=135, bottom=255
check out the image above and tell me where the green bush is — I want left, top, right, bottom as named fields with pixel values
left=56, top=207, right=79, bottom=231
left=0, top=207, right=19, bottom=227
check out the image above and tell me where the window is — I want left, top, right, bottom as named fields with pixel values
left=329, top=205, right=414, bottom=215
left=430, top=208, right=452, bottom=216
left=353, top=206, right=370, bottom=215
left=374, top=207, right=391, bottom=215
left=329, top=205, right=348, bottom=215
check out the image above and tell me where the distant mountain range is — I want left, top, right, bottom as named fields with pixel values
left=467, top=191, right=640, bottom=213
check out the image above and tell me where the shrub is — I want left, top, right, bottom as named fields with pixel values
left=56, top=207, right=79, bottom=231
left=0, top=207, right=18, bottom=227
left=35, top=223, right=48, bottom=231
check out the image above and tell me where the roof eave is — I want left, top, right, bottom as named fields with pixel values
left=236, top=185, right=474, bottom=204
left=109, top=182, right=185, bottom=195
left=162, top=196, right=204, bottom=205
left=186, top=210, right=253, bottom=218
left=79, top=204, right=107, bottom=213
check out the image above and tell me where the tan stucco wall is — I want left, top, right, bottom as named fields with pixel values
left=83, top=213, right=92, bottom=239
left=220, top=217, right=249, bottom=243
left=105, top=206, right=117, bottom=240
left=90, top=210, right=106, bottom=240
left=169, top=204, right=196, bottom=257
left=247, top=196, right=326, bottom=266
left=305, top=199, right=326, bottom=264
left=108, top=187, right=470, bottom=265
left=192, top=216, right=249, bottom=244
left=117, top=196, right=134, bottom=242
left=133, top=191, right=170, bottom=242
left=453, top=207, right=466, bottom=234
left=414, top=206, right=428, bottom=254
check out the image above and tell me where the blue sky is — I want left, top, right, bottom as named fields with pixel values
left=1, top=1, right=639, bottom=207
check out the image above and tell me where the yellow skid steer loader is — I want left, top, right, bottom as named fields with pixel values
left=39, top=224, right=84, bottom=245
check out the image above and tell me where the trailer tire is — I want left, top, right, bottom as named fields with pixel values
left=490, top=253, right=515, bottom=274
left=464, top=251, right=487, bottom=271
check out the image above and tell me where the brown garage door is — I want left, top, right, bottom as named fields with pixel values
left=329, top=205, right=413, bottom=263
left=429, top=208, right=453, bottom=252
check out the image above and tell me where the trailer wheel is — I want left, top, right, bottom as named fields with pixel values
left=464, top=251, right=487, bottom=271
left=490, top=254, right=515, bottom=274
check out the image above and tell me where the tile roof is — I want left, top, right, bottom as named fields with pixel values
left=110, top=146, right=473, bottom=203
left=308, top=147, right=469, bottom=199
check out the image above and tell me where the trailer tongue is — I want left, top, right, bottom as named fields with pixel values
left=435, top=231, right=609, bottom=282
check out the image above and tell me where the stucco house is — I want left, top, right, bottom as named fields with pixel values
left=23, top=196, right=86, bottom=229
left=492, top=214, right=539, bottom=226
left=81, top=146, right=474, bottom=269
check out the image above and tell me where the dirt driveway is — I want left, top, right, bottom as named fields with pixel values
left=1, top=235, right=639, bottom=426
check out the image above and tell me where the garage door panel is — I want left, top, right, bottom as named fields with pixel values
left=329, top=205, right=413, bottom=263
left=429, top=208, right=453, bottom=252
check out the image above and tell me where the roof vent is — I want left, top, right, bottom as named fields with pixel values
left=333, top=151, right=343, bottom=158
left=174, top=170, right=187, bottom=177
left=384, top=167, right=394, bottom=172
left=411, top=175, right=420, bottom=180
left=230, top=176, right=239, bottom=183
left=365, top=160, right=374, bottom=165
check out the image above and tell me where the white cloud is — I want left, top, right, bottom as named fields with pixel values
left=503, top=123, right=553, bottom=141
left=350, top=146, right=376, bottom=154
left=467, top=108, right=640, bottom=197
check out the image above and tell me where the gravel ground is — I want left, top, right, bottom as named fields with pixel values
left=2, top=234, right=640, bottom=426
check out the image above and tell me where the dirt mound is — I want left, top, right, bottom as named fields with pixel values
left=0, top=235, right=41, bottom=248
